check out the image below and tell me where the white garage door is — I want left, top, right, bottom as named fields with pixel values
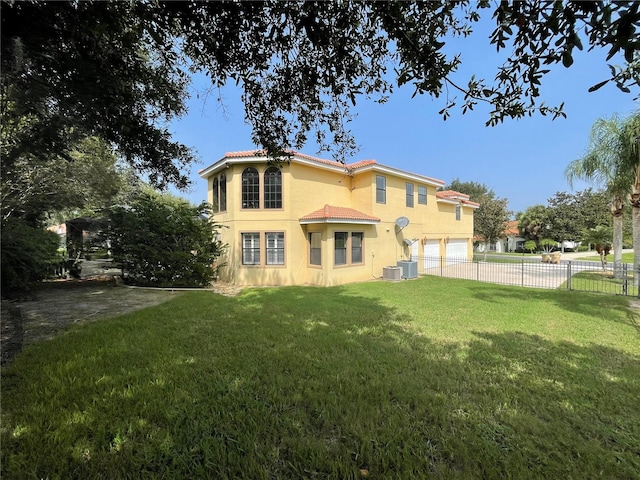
left=423, top=240, right=440, bottom=270
left=446, top=239, right=467, bottom=266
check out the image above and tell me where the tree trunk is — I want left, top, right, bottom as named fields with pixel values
left=632, top=194, right=640, bottom=286
left=611, top=197, right=624, bottom=279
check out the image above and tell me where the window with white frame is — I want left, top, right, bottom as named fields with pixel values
left=242, top=233, right=260, bottom=265
left=266, top=232, right=285, bottom=265
left=455, top=204, right=461, bottom=221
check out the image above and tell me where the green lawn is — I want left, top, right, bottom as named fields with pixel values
left=577, top=252, right=634, bottom=263
left=2, top=277, right=639, bottom=479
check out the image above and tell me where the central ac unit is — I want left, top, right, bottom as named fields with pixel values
left=382, top=266, right=402, bottom=281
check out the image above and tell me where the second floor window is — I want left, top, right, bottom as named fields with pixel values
left=406, top=183, right=414, bottom=208
left=456, top=204, right=461, bottom=221
left=418, top=185, right=427, bottom=205
left=376, top=175, right=386, bottom=204
left=242, top=167, right=259, bottom=209
left=212, top=177, right=219, bottom=212
left=264, top=167, right=282, bottom=209
left=219, top=173, right=227, bottom=211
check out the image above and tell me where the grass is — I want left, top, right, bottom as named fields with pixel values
left=2, top=277, right=639, bottom=479
left=577, top=252, right=634, bottom=263
left=561, top=270, right=639, bottom=296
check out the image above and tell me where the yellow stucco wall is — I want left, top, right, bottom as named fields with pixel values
left=204, top=156, right=475, bottom=286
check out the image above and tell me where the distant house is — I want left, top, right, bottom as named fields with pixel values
left=199, top=150, right=479, bottom=286
left=475, top=220, right=525, bottom=253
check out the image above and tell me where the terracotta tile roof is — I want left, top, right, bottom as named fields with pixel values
left=300, top=204, right=380, bottom=224
left=504, top=220, right=520, bottom=236
left=223, top=149, right=380, bottom=170
left=436, top=190, right=480, bottom=208
left=436, top=190, right=470, bottom=200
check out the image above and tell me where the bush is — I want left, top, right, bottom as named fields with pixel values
left=1, top=219, right=60, bottom=294
left=108, top=190, right=226, bottom=287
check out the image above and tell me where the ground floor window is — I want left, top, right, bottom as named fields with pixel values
left=242, top=231, right=285, bottom=266
left=266, top=232, right=285, bottom=265
left=309, top=232, right=321, bottom=266
left=334, top=231, right=364, bottom=266
left=242, top=233, right=260, bottom=265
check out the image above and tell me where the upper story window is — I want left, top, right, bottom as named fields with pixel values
left=212, top=177, right=219, bottom=212
left=418, top=185, right=427, bottom=205
left=211, top=174, right=227, bottom=213
left=376, top=175, right=386, bottom=204
left=456, top=204, right=461, bottom=221
left=242, top=167, right=260, bottom=209
left=219, top=173, right=227, bottom=211
left=264, top=167, right=282, bottom=209
left=406, top=183, right=414, bottom=208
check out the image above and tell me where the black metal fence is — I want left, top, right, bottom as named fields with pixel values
left=412, top=255, right=637, bottom=296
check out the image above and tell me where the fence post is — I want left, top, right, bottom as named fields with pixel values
left=566, top=261, right=572, bottom=291
left=622, top=263, right=628, bottom=296
left=521, top=259, right=524, bottom=287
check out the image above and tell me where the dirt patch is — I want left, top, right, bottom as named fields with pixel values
left=1, top=277, right=242, bottom=365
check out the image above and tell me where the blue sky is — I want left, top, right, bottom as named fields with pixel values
left=168, top=20, right=637, bottom=215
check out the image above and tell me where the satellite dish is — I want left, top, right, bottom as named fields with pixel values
left=395, top=216, right=410, bottom=229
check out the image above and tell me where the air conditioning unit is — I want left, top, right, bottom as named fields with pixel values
left=382, top=266, right=402, bottom=281
left=397, top=260, right=418, bottom=279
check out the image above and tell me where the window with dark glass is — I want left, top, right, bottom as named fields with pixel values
left=219, top=173, right=227, bottom=211
left=212, top=177, right=219, bottom=212
left=376, top=175, right=386, bottom=204
left=351, top=232, right=363, bottom=263
left=456, top=204, right=461, bottom=221
left=264, top=167, right=282, bottom=209
left=334, top=232, right=347, bottom=265
left=309, top=232, right=321, bottom=266
left=266, top=232, right=285, bottom=265
left=406, top=183, right=414, bottom=207
left=242, top=232, right=260, bottom=265
left=418, top=185, right=427, bottom=205
left=242, top=167, right=259, bottom=209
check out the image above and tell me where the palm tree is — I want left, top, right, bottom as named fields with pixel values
left=619, top=113, right=640, bottom=283
left=565, top=115, right=629, bottom=278
left=582, top=226, right=613, bottom=271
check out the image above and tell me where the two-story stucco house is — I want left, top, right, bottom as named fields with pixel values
left=199, top=150, right=478, bottom=286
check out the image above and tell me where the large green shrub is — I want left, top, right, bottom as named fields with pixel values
left=108, top=191, right=225, bottom=287
left=1, top=218, right=60, bottom=293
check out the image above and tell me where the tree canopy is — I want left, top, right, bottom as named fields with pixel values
left=2, top=0, right=639, bottom=193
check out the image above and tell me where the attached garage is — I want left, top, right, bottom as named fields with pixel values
left=423, top=239, right=440, bottom=270
left=445, top=239, right=468, bottom=265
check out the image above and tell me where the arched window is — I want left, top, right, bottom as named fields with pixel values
left=242, top=167, right=259, bottom=209
left=264, top=167, right=282, bottom=209
left=219, top=173, right=227, bottom=211
left=212, top=177, right=219, bottom=212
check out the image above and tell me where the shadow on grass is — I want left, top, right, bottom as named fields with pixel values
left=2, top=286, right=639, bottom=479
